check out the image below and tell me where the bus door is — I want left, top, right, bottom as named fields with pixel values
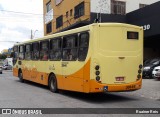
left=62, top=34, right=84, bottom=92
left=62, top=32, right=89, bottom=92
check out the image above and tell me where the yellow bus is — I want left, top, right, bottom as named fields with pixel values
left=13, top=23, right=143, bottom=93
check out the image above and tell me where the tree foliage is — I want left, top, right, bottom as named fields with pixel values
left=0, top=54, right=7, bottom=59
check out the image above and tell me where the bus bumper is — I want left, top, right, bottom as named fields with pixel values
left=89, top=79, right=142, bottom=93
left=13, top=68, right=19, bottom=77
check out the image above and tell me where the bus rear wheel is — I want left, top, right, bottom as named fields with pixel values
left=18, top=70, right=24, bottom=82
left=49, top=74, right=58, bottom=93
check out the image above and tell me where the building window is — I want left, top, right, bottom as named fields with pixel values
left=46, top=22, right=52, bottom=34
left=46, top=1, right=51, bottom=13
left=111, top=0, right=126, bottom=15
left=70, top=9, right=73, bottom=16
left=55, top=0, right=63, bottom=6
left=66, top=11, right=68, bottom=18
left=139, top=4, right=147, bottom=9
left=56, top=15, right=63, bottom=29
left=74, top=2, right=85, bottom=19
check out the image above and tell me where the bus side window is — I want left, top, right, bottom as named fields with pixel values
left=19, top=45, right=25, bottom=60
left=78, top=32, right=89, bottom=61
left=62, top=35, right=78, bottom=61
left=32, top=42, right=40, bottom=60
left=40, top=41, right=49, bottom=60
left=49, top=38, right=61, bottom=60
left=25, top=44, right=32, bottom=60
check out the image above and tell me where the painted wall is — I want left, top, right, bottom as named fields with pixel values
left=43, top=0, right=90, bottom=35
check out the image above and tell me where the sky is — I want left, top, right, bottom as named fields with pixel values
left=0, top=0, right=44, bottom=52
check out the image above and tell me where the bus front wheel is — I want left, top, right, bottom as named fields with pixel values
left=49, top=74, right=58, bottom=93
left=18, top=70, right=24, bottom=82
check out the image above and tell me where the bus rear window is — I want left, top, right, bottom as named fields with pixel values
left=127, top=31, right=139, bottom=40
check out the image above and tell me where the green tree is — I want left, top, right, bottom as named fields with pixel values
left=0, top=54, right=7, bottom=59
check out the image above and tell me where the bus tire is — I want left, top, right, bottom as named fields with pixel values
left=18, top=70, right=24, bottom=83
left=49, top=74, right=58, bottom=93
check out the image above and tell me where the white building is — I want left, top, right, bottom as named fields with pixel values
left=91, top=0, right=159, bottom=14
left=4, top=58, right=13, bottom=66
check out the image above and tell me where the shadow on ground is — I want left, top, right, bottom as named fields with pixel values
left=60, top=90, right=139, bottom=103
left=15, top=79, right=139, bottom=103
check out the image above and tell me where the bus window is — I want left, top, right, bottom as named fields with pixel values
left=40, top=41, right=49, bottom=60
left=63, top=35, right=78, bottom=61
left=19, top=45, right=24, bottom=60
left=32, top=42, right=39, bottom=60
left=13, top=46, right=18, bottom=65
left=78, top=32, right=89, bottom=61
left=50, top=39, right=61, bottom=60
left=25, top=44, right=32, bottom=60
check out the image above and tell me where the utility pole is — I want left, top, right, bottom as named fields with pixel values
left=31, top=30, right=38, bottom=39
left=31, top=30, right=33, bottom=39
left=98, top=0, right=108, bottom=23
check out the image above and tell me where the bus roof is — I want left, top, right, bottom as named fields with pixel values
left=14, top=23, right=141, bottom=46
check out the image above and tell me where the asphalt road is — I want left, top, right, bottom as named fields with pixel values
left=0, top=70, right=160, bottom=117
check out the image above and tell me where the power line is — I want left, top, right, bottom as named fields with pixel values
left=0, top=41, right=20, bottom=43
left=0, top=9, right=63, bottom=16
left=0, top=9, right=91, bottom=17
left=0, top=9, right=43, bottom=16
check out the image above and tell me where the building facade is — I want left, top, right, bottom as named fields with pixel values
left=43, top=0, right=159, bottom=35
left=43, top=0, right=160, bottom=59
left=43, top=0, right=90, bottom=35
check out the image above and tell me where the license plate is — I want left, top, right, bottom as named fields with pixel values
left=116, top=77, right=124, bottom=81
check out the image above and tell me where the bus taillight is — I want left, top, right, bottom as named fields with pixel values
left=137, top=64, right=143, bottom=81
left=95, top=65, right=101, bottom=82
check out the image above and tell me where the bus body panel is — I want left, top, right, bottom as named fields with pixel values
left=13, top=68, right=18, bottom=77
left=89, top=24, right=143, bottom=85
